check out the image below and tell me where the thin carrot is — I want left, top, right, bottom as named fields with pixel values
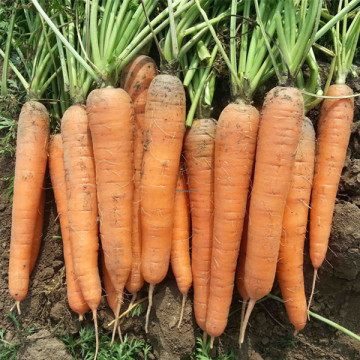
left=309, top=84, right=354, bottom=307
left=121, top=56, right=157, bottom=303
left=9, top=101, right=49, bottom=313
left=87, top=87, right=134, bottom=343
left=49, top=134, right=90, bottom=320
left=61, top=104, right=101, bottom=352
left=102, top=252, right=118, bottom=316
left=171, top=167, right=192, bottom=328
left=206, top=103, right=260, bottom=340
left=241, top=87, right=304, bottom=343
left=141, top=74, right=186, bottom=333
left=183, top=118, right=216, bottom=332
left=277, top=117, right=315, bottom=334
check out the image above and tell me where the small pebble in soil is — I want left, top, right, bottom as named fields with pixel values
left=261, top=337, right=270, bottom=345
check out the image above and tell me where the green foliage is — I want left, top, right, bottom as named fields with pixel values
left=60, top=327, right=152, bottom=360
left=191, top=337, right=235, bottom=360
left=0, top=329, right=19, bottom=360
left=130, top=303, right=144, bottom=318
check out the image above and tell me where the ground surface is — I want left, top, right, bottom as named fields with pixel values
left=1, top=81, right=360, bottom=360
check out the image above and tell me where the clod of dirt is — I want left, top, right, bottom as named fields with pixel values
left=17, top=329, right=71, bottom=360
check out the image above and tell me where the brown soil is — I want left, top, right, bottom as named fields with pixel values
left=1, top=80, right=360, bottom=360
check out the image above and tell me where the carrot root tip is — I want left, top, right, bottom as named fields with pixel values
left=210, top=336, right=214, bottom=349
left=145, top=284, right=155, bottom=333
left=239, top=300, right=248, bottom=346
left=117, top=326, right=123, bottom=344
left=240, top=298, right=256, bottom=344
left=307, top=268, right=318, bottom=320
left=294, top=330, right=299, bottom=336
left=177, top=293, right=187, bottom=329
left=127, top=292, right=137, bottom=318
left=202, top=331, right=207, bottom=348
left=79, top=314, right=84, bottom=322
left=16, top=301, right=21, bottom=315
left=111, top=298, right=122, bottom=346
left=93, top=310, right=99, bottom=360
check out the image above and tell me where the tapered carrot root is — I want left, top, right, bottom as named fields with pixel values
left=183, top=118, right=216, bottom=331
left=29, top=189, right=45, bottom=272
left=241, top=87, right=304, bottom=343
left=87, top=87, right=135, bottom=344
left=277, top=117, right=315, bottom=332
left=309, top=84, right=353, bottom=308
left=9, top=101, right=49, bottom=306
left=61, top=104, right=101, bottom=356
left=141, top=74, right=186, bottom=332
left=49, top=135, right=89, bottom=320
left=205, top=103, right=259, bottom=338
left=102, top=253, right=117, bottom=315
left=122, top=56, right=157, bottom=297
left=171, top=169, right=192, bottom=327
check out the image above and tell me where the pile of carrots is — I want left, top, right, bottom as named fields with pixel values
left=5, top=0, right=360, bottom=356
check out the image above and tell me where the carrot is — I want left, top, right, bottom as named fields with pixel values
left=48, top=134, right=90, bottom=320
left=61, top=104, right=101, bottom=354
left=29, top=188, right=45, bottom=272
left=121, top=56, right=157, bottom=304
left=309, top=84, right=354, bottom=307
left=171, top=167, right=192, bottom=328
left=277, top=117, right=315, bottom=334
left=241, top=87, right=304, bottom=343
left=183, top=118, right=216, bottom=332
left=205, top=103, right=259, bottom=341
left=87, top=87, right=134, bottom=343
left=9, top=101, right=49, bottom=313
left=102, top=253, right=117, bottom=315
left=141, top=74, right=186, bottom=333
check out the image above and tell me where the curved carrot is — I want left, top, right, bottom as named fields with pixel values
left=9, top=101, right=49, bottom=312
left=49, top=134, right=90, bottom=320
left=183, top=118, right=216, bottom=332
left=171, top=168, right=192, bottom=327
left=121, top=56, right=157, bottom=300
left=241, top=87, right=304, bottom=343
left=141, top=74, right=186, bottom=333
left=309, top=84, right=354, bottom=307
left=277, top=117, right=315, bottom=333
left=206, top=103, right=259, bottom=339
left=61, top=104, right=101, bottom=351
left=87, top=87, right=134, bottom=343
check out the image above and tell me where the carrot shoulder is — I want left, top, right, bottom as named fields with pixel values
left=9, top=101, right=49, bottom=307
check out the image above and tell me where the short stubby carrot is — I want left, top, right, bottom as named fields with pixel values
left=141, top=74, right=186, bottom=332
left=241, top=87, right=303, bottom=343
left=61, top=104, right=101, bottom=312
left=277, top=117, right=315, bottom=333
left=206, top=103, right=259, bottom=339
left=309, top=84, right=354, bottom=306
left=183, top=118, right=216, bottom=332
left=122, top=56, right=157, bottom=298
left=171, top=168, right=192, bottom=327
left=49, top=134, right=89, bottom=320
left=9, top=101, right=49, bottom=310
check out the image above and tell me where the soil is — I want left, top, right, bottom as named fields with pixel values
left=1, top=80, right=360, bottom=360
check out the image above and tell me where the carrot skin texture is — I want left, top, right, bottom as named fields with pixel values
left=9, top=101, right=49, bottom=302
left=206, top=103, right=260, bottom=338
left=183, top=118, right=216, bottom=331
left=244, top=87, right=304, bottom=301
left=49, top=135, right=89, bottom=318
left=122, top=56, right=157, bottom=294
left=61, top=104, right=101, bottom=311
left=87, top=88, right=134, bottom=301
left=171, top=170, right=192, bottom=295
left=29, top=188, right=45, bottom=272
left=277, top=118, right=315, bottom=332
left=141, top=74, right=186, bottom=285
left=310, top=84, right=354, bottom=269
left=102, top=253, right=117, bottom=315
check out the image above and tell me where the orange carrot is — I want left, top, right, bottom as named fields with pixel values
left=9, top=101, right=49, bottom=313
left=277, top=117, right=315, bottom=333
left=87, top=88, right=134, bottom=343
left=141, top=74, right=186, bottom=333
left=241, top=87, right=304, bottom=343
left=171, top=167, right=192, bottom=328
left=206, top=103, right=259, bottom=341
left=102, top=253, right=117, bottom=316
left=61, top=104, right=101, bottom=353
left=309, top=84, right=354, bottom=307
left=49, top=134, right=90, bottom=320
left=183, top=118, right=216, bottom=333
left=121, top=56, right=157, bottom=302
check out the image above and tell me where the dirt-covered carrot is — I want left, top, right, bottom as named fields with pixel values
left=171, top=168, right=192, bottom=328
left=87, top=87, right=134, bottom=343
left=8, top=101, right=49, bottom=313
left=277, top=118, right=315, bottom=333
left=49, top=134, right=89, bottom=320
left=121, top=55, right=157, bottom=304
